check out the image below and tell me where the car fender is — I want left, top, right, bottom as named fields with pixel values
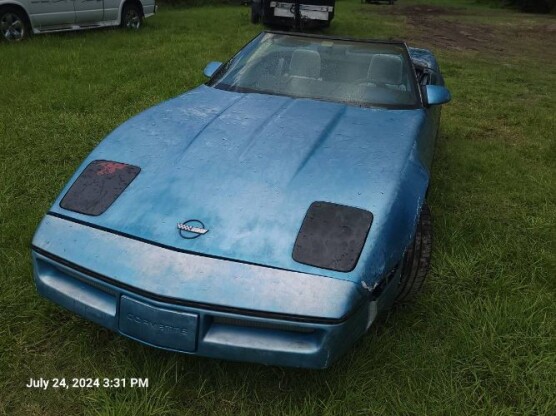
left=0, top=0, right=29, bottom=12
left=360, top=140, right=430, bottom=290
left=118, top=0, right=155, bottom=24
left=0, top=0, right=33, bottom=29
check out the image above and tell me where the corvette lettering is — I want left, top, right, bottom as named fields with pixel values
left=127, top=313, right=189, bottom=336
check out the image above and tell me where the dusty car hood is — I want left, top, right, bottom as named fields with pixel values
left=49, top=85, right=430, bottom=284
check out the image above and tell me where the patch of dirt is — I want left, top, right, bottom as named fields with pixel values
left=368, top=4, right=556, bottom=59
left=379, top=4, right=466, bottom=16
left=408, top=16, right=504, bottom=54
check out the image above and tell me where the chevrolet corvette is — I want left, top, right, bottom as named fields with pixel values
left=32, top=31, right=451, bottom=368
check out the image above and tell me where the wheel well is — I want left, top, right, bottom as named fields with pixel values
left=0, top=4, right=32, bottom=29
left=122, top=0, right=144, bottom=17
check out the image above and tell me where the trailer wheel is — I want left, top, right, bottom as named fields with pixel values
left=251, top=1, right=261, bottom=24
left=396, top=203, right=432, bottom=302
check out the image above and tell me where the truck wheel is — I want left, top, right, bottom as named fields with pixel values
left=121, top=3, right=142, bottom=30
left=251, top=2, right=261, bottom=24
left=396, top=203, right=432, bottom=302
left=0, top=7, right=28, bottom=41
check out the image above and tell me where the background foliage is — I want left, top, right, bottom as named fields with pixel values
left=475, top=0, right=555, bottom=13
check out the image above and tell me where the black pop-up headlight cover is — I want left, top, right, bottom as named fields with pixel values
left=60, top=160, right=141, bottom=216
left=292, top=201, right=373, bottom=272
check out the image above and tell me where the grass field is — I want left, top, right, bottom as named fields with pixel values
left=1, top=0, right=555, bottom=414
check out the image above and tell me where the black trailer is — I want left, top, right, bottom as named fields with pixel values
left=251, top=0, right=335, bottom=29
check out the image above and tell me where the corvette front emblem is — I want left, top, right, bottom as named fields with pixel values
left=177, top=220, right=209, bottom=239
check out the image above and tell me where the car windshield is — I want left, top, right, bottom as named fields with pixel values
left=208, top=33, right=420, bottom=109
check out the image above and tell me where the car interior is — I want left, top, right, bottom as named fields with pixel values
left=217, top=40, right=420, bottom=107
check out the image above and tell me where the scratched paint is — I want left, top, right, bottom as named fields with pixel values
left=95, top=161, right=128, bottom=176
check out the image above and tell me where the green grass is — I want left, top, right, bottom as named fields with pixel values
left=1, top=1, right=555, bottom=414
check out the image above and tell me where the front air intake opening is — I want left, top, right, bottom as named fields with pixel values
left=212, top=316, right=316, bottom=334
left=203, top=315, right=324, bottom=354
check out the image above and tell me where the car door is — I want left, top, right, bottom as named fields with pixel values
left=28, top=0, right=75, bottom=28
left=102, top=0, right=120, bottom=22
left=74, top=0, right=104, bottom=23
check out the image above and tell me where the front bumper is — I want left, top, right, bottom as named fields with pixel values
left=32, top=214, right=375, bottom=368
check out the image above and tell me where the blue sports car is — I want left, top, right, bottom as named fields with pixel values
left=32, top=32, right=450, bottom=369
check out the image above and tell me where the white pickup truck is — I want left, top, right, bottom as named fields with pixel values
left=0, top=0, right=156, bottom=41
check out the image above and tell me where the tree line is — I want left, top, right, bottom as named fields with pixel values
left=476, top=0, right=555, bottom=13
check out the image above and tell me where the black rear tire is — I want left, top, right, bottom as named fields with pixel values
left=396, top=203, right=432, bottom=302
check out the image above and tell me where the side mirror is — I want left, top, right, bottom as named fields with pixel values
left=203, top=61, right=222, bottom=78
left=423, top=85, right=451, bottom=106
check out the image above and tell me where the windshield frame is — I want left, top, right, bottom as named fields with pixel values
left=207, top=31, right=424, bottom=110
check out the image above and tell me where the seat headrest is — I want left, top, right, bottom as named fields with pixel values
left=368, top=54, right=404, bottom=85
left=289, top=49, right=321, bottom=79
